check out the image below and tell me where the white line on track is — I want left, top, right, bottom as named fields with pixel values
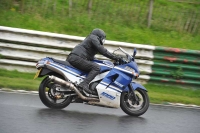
left=1, top=88, right=200, bottom=109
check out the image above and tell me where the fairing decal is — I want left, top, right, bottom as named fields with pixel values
left=99, top=82, right=122, bottom=93
left=50, top=63, right=80, bottom=77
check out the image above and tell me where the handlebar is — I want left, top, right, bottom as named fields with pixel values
left=114, top=55, right=127, bottom=65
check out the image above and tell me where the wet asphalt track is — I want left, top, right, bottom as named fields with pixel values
left=0, top=91, right=199, bottom=133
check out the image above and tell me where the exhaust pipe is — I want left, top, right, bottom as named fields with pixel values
left=49, top=75, right=99, bottom=102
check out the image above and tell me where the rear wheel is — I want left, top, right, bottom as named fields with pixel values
left=39, top=76, right=73, bottom=109
left=120, top=89, right=149, bottom=116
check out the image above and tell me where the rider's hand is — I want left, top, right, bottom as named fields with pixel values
left=114, top=55, right=122, bottom=61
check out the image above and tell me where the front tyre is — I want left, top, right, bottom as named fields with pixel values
left=39, top=76, right=73, bottom=109
left=120, top=89, right=149, bottom=116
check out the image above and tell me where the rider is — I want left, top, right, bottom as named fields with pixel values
left=67, top=28, right=120, bottom=94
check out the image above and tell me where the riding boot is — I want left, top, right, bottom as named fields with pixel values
left=78, top=82, right=92, bottom=94
left=78, top=65, right=100, bottom=94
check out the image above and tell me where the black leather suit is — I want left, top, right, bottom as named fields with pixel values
left=67, top=29, right=117, bottom=94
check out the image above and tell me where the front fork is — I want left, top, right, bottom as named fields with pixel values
left=128, top=84, right=139, bottom=105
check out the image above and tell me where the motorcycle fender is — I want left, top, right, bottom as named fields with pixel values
left=38, top=68, right=53, bottom=77
left=123, top=82, right=147, bottom=92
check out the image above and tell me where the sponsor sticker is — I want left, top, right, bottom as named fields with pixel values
left=101, top=92, right=115, bottom=100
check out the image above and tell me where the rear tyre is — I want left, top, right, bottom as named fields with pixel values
left=120, top=89, right=149, bottom=116
left=39, top=76, right=73, bottom=109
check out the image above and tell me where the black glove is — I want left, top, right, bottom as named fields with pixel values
left=113, top=55, right=122, bottom=61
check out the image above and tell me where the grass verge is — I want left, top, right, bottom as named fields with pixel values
left=0, top=69, right=42, bottom=91
left=144, top=84, right=200, bottom=106
left=1, top=69, right=200, bottom=106
left=0, top=0, right=200, bottom=50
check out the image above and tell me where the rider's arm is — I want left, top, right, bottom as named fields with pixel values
left=91, top=38, right=117, bottom=60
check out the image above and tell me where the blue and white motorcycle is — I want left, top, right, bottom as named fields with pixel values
left=34, top=47, right=149, bottom=116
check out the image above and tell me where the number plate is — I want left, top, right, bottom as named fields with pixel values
left=34, top=68, right=42, bottom=79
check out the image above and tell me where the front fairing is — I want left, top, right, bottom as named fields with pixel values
left=116, top=60, right=140, bottom=76
left=130, top=60, right=140, bottom=74
left=113, top=47, right=139, bottom=75
left=123, top=82, right=147, bottom=92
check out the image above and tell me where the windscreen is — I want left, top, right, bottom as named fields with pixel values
left=113, top=47, right=132, bottom=62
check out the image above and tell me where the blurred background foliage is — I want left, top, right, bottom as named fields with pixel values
left=0, top=0, right=199, bottom=50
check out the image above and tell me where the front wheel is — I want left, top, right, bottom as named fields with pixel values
left=39, top=76, right=73, bottom=109
left=120, top=89, right=149, bottom=116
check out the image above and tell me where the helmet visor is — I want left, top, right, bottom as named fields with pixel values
left=102, top=38, right=105, bottom=45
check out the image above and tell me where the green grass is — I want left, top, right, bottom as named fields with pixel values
left=1, top=69, right=200, bottom=106
left=0, top=69, right=42, bottom=91
left=144, top=84, right=200, bottom=105
left=0, top=0, right=199, bottom=50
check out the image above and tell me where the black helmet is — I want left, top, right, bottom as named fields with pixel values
left=91, top=28, right=106, bottom=45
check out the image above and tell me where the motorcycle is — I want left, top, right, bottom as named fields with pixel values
left=34, top=47, right=149, bottom=116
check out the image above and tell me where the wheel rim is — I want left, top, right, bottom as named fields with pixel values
left=124, top=90, right=144, bottom=111
left=44, top=79, right=70, bottom=104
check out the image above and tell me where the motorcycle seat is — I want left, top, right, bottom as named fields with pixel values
left=51, top=58, right=74, bottom=68
left=51, top=58, right=86, bottom=75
